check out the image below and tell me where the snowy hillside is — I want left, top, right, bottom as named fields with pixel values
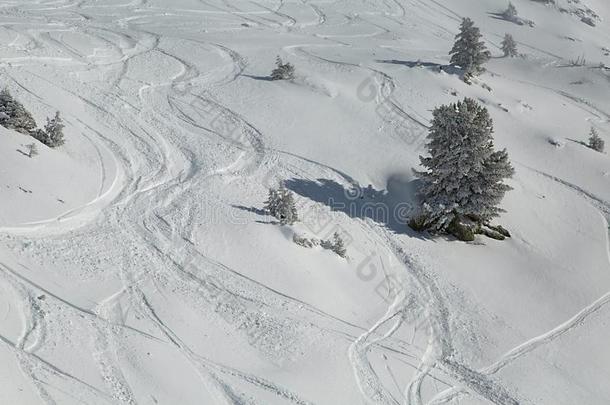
left=0, top=0, right=609, bottom=404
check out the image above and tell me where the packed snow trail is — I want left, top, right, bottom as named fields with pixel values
left=0, top=1, right=437, bottom=403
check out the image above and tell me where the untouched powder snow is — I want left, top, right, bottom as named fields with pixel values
left=0, top=0, right=609, bottom=404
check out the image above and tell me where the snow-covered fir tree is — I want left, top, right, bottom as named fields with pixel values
left=449, top=18, right=491, bottom=78
left=503, top=2, right=518, bottom=20
left=42, top=112, right=65, bottom=148
left=501, top=34, right=518, bottom=57
left=0, top=88, right=37, bottom=134
left=411, top=98, right=514, bottom=238
left=264, top=187, right=281, bottom=218
left=321, top=232, right=347, bottom=258
left=265, top=184, right=299, bottom=225
left=330, top=232, right=347, bottom=258
left=588, top=127, right=605, bottom=152
left=271, top=56, right=295, bottom=81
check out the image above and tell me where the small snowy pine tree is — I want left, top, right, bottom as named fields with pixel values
left=265, top=184, right=299, bottom=225
left=503, top=2, right=518, bottom=20
left=412, top=98, right=514, bottom=235
left=264, top=187, right=281, bottom=218
left=588, top=127, right=605, bottom=152
left=330, top=232, right=346, bottom=258
left=449, top=18, right=491, bottom=78
left=42, top=111, right=65, bottom=148
left=270, top=56, right=295, bottom=81
left=276, top=185, right=298, bottom=225
left=501, top=34, right=518, bottom=57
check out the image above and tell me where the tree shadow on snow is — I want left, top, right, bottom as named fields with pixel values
left=283, top=175, right=429, bottom=238
left=376, top=60, right=463, bottom=77
left=243, top=74, right=274, bottom=82
left=487, top=12, right=533, bottom=27
left=566, top=138, right=589, bottom=147
left=232, top=205, right=268, bottom=216
left=232, top=204, right=278, bottom=224
left=488, top=12, right=515, bottom=23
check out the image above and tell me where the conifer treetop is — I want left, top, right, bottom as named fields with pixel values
left=449, top=18, right=491, bottom=77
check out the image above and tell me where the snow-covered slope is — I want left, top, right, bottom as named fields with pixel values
left=0, top=0, right=609, bottom=404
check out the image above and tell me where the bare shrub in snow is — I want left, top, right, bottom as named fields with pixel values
left=271, top=56, right=295, bottom=81
left=26, top=143, right=38, bottom=158
left=265, top=184, right=299, bottom=225
left=568, top=55, right=587, bottom=66
left=501, top=34, right=519, bottom=57
left=449, top=18, right=491, bottom=79
left=588, top=127, right=605, bottom=152
left=411, top=98, right=514, bottom=240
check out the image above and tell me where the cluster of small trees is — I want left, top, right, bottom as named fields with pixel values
left=270, top=56, right=295, bottom=81
left=0, top=88, right=65, bottom=150
left=321, top=232, right=347, bottom=258
left=449, top=13, right=521, bottom=80
left=264, top=184, right=347, bottom=257
left=294, top=232, right=347, bottom=258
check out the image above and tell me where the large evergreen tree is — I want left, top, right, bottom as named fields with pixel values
left=449, top=18, right=491, bottom=78
left=0, top=88, right=37, bottom=134
left=412, top=98, right=514, bottom=235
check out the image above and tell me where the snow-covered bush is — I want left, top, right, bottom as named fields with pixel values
left=293, top=234, right=319, bottom=248
left=271, top=56, right=295, bottom=81
left=0, top=88, right=37, bottom=134
left=32, top=112, right=65, bottom=148
left=293, top=232, right=347, bottom=257
left=411, top=98, right=514, bottom=240
left=265, top=184, right=299, bottom=225
left=501, top=34, right=519, bottom=57
left=588, top=127, right=605, bottom=152
left=449, top=18, right=491, bottom=78
left=321, top=232, right=347, bottom=258
left=548, top=137, right=565, bottom=148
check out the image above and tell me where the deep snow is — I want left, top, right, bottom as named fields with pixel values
left=0, top=0, right=610, bottom=404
